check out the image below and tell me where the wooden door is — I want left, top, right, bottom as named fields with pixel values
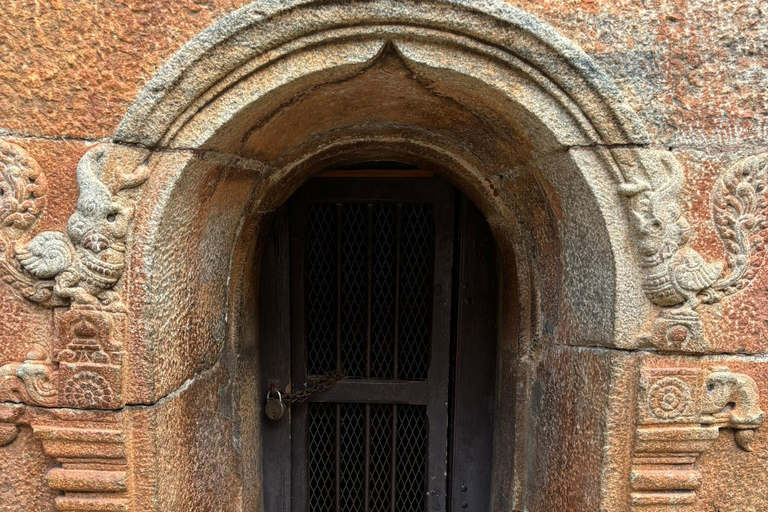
left=259, top=177, right=497, bottom=512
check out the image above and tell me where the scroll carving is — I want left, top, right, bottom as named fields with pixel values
left=620, top=153, right=768, bottom=351
left=0, top=141, right=48, bottom=231
left=630, top=365, right=765, bottom=508
left=0, top=307, right=126, bottom=409
left=0, top=344, right=58, bottom=407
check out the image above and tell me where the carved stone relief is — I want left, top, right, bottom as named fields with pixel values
left=0, top=142, right=140, bottom=412
left=0, top=144, right=149, bottom=309
left=620, top=153, right=768, bottom=352
left=0, top=306, right=126, bottom=410
left=0, top=404, right=130, bottom=511
left=630, top=365, right=765, bottom=508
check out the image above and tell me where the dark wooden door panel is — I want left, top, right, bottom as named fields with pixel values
left=259, top=177, right=498, bottom=512
left=449, top=196, right=498, bottom=512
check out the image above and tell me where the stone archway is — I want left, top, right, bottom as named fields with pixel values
left=1, top=1, right=765, bottom=511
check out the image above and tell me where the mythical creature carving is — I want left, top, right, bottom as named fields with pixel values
left=619, top=173, right=723, bottom=310
left=620, top=153, right=768, bottom=312
left=632, top=365, right=765, bottom=508
left=702, top=366, right=765, bottom=451
left=0, top=144, right=149, bottom=308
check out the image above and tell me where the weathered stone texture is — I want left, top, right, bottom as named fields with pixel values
left=678, top=147, right=768, bottom=353
left=0, top=1, right=766, bottom=511
left=0, top=426, right=57, bottom=512
left=1, top=1, right=765, bottom=144
left=126, top=365, right=242, bottom=511
left=695, top=357, right=768, bottom=512
left=0, top=139, right=86, bottom=369
left=0, top=0, right=250, bottom=140
left=525, top=346, right=613, bottom=511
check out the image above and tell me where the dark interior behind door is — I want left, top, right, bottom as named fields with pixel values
left=259, top=177, right=497, bottom=512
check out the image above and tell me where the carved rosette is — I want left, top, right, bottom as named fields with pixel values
left=55, top=307, right=125, bottom=410
left=631, top=365, right=765, bottom=508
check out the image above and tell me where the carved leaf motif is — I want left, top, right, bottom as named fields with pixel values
left=711, top=154, right=768, bottom=295
left=0, top=141, right=47, bottom=233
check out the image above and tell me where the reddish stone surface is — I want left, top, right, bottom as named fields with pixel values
left=0, top=138, right=86, bottom=366
left=677, top=147, right=768, bottom=353
left=0, top=426, right=57, bottom=512
left=0, top=2, right=766, bottom=511
left=0, top=0, right=250, bottom=139
left=0, top=1, right=764, bottom=145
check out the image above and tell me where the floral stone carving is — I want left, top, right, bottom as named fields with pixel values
left=0, top=141, right=47, bottom=232
left=620, top=153, right=768, bottom=351
left=631, top=365, right=765, bottom=508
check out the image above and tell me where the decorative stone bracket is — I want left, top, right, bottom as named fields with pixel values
left=0, top=141, right=140, bottom=411
left=630, top=365, right=765, bottom=508
left=0, top=404, right=130, bottom=512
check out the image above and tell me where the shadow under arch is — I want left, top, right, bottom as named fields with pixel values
left=89, top=1, right=688, bottom=509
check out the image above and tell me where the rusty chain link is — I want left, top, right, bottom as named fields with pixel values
left=269, top=371, right=345, bottom=404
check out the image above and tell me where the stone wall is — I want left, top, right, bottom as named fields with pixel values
left=0, top=1, right=766, bottom=511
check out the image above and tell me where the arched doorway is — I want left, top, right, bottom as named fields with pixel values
left=258, top=171, right=498, bottom=512
left=23, top=1, right=697, bottom=510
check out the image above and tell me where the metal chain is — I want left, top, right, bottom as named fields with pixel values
left=274, top=371, right=345, bottom=404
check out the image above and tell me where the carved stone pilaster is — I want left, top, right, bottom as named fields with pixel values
left=0, top=306, right=126, bottom=410
left=630, top=365, right=765, bottom=508
left=55, top=307, right=125, bottom=410
left=32, top=417, right=129, bottom=512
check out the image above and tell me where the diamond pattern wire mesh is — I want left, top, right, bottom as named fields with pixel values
left=339, top=404, right=366, bottom=512
left=398, top=204, right=433, bottom=380
left=308, top=402, right=336, bottom=512
left=396, top=405, right=428, bottom=512
left=369, top=404, right=393, bottom=512
left=304, top=202, right=434, bottom=379
left=307, top=403, right=427, bottom=512
left=340, top=204, right=368, bottom=378
left=306, top=204, right=338, bottom=375
left=371, top=205, right=396, bottom=379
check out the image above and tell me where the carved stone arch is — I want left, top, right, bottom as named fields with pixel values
left=4, top=1, right=765, bottom=511
left=86, top=3, right=677, bottom=510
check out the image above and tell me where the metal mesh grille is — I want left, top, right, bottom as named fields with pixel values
left=398, top=205, right=433, bottom=380
left=340, top=204, right=367, bottom=378
left=307, top=402, right=336, bottom=512
left=371, top=205, right=396, bottom=379
left=308, top=403, right=428, bottom=512
left=305, top=202, right=434, bottom=380
left=306, top=204, right=338, bottom=375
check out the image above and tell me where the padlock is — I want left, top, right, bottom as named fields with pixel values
left=265, top=390, right=286, bottom=421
